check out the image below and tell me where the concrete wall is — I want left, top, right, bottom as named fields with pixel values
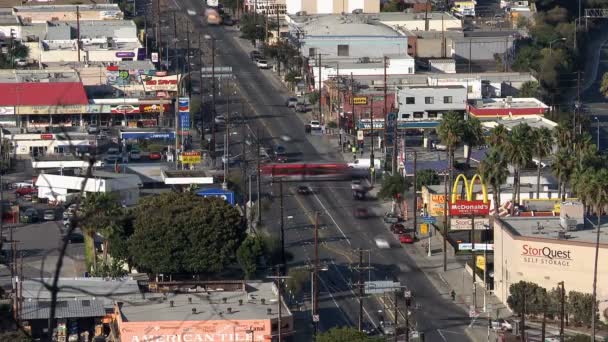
left=494, top=220, right=608, bottom=321
left=380, top=17, right=461, bottom=31
left=302, top=36, right=408, bottom=60
left=427, top=76, right=482, bottom=99
left=453, top=36, right=514, bottom=61
left=396, top=86, right=467, bottom=119
left=40, top=47, right=139, bottom=63
left=314, top=57, right=415, bottom=88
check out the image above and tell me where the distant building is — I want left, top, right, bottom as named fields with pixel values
left=13, top=4, right=123, bottom=24
left=401, top=0, right=433, bottom=13
left=285, top=0, right=380, bottom=14
left=376, top=11, right=462, bottom=32
left=395, top=85, right=467, bottom=122
left=244, top=0, right=287, bottom=15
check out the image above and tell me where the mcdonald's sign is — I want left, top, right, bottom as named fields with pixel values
left=450, top=174, right=490, bottom=216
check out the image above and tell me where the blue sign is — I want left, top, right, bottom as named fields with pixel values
left=422, top=216, right=437, bottom=224
left=196, top=188, right=235, bottom=206
left=120, top=131, right=175, bottom=140
left=178, top=97, right=190, bottom=133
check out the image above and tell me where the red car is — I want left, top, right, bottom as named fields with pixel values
left=399, top=234, right=414, bottom=244
left=353, top=207, right=369, bottom=219
left=148, top=152, right=162, bottom=160
left=15, top=186, right=36, bottom=197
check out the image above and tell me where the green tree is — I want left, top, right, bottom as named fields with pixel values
left=106, top=212, right=135, bottom=269
left=600, top=72, right=608, bottom=99
left=286, top=267, right=309, bottom=296
left=315, top=327, right=375, bottom=342
left=505, top=123, right=533, bottom=212
left=507, top=281, right=547, bottom=316
left=381, top=0, right=403, bottom=12
left=486, top=124, right=509, bottom=153
left=378, top=173, right=411, bottom=213
left=239, top=13, right=268, bottom=44
left=463, top=117, right=485, bottom=168
left=128, top=192, right=245, bottom=274
left=552, top=149, right=574, bottom=200
left=79, top=192, right=122, bottom=272
left=568, top=291, right=597, bottom=326
left=236, top=235, right=265, bottom=279
left=479, top=148, right=509, bottom=214
left=437, top=111, right=465, bottom=187
left=531, top=127, right=553, bottom=198
left=415, top=169, right=440, bottom=191
left=519, top=81, right=540, bottom=98
left=307, top=90, right=320, bottom=105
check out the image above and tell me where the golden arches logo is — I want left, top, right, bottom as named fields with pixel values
left=451, top=173, right=489, bottom=204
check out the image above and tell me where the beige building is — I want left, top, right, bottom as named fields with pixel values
left=13, top=4, right=122, bottom=24
left=285, top=0, right=379, bottom=14
left=494, top=216, right=608, bottom=321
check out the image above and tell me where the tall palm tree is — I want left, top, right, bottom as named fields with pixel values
left=586, top=168, right=608, bottom=338
left=553, top=121, right=573, bottom=152
left=552, top=150, right=573, bottom=200
left=487, top=124, right=508, bottom=153
left=463, top=117, right=485, bottom=168
left=531, top=127, right=553, bottom=199
left=79, top=193, right=122, bottom=271
left=505, top=123, right=532, bottom=213
left=437, top=111, right=465, bottom=188
left=479, top=148, right=509, bottom=214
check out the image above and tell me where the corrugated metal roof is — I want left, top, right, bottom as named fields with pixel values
left=20, top=299, right=106, bottom=320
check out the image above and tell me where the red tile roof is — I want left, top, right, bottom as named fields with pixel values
left=0, top=82, right=89, bottom=106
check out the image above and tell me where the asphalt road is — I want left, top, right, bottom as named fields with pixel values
left=174, top=3, right=473, bottom=340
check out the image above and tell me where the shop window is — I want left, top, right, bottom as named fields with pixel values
left=406, top=97, right=415, bottom=105
left=425, top=97, right=434, bottom=104
left=443, top=96, right=453, bottom=104
left=467, top=85, right=473, bottom=93
left=402, top=114, right=410, bottom=119
left=309, top=48, right=317, bottom=57
left=428, top=112, right=438, bottom=118
left=413, top=112, right=424, bottom=118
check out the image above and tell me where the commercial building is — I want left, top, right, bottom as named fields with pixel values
left=7, top=132, right=94, bottom=158
left=377, top=12, right=462, bottom=32
left=13, top=4, right=123, bottom=23
left=493, top=214, right=608, bottom=321
left=467, top=97, right=549, bottom=119
left=284, top=0, right=380, bottom=14
left=113, top=281, right=293, bottom=342
left=35, top=169, right=143, bottom=205
left=244, top=0, right=287, bottom=15
left=395, top=85, right=467, bottom=122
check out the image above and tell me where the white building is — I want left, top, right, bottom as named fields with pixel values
left=284, top=0, right=380, bottom=14
left=35, top=170, right=142, bottom=206
left=8, top=133, right=95, bottom=158
left=377, top=12, right=462, bottom=32
left=396, top=85, right=467, bottom=121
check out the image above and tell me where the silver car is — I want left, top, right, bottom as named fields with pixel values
left=43, top=209, right=55, bottom=221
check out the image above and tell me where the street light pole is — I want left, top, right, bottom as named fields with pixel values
left=548, top=37, right=566, bottom=56
left=594, top=116, right=600, bottom=151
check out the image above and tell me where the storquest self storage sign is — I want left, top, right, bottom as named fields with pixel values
left=521, top=243, right=573, bottom=267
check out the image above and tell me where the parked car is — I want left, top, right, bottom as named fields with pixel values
left=491, top=319, right=513, bottom=331
left=399, top=234, right=415, bottom=244
left=390, top=223, right=407, bottom=234
left=20, top=208, right=39, bottom=223
left=105, top=155, right=120, bottom=164
left=15, top=186, right=36, bottom=197
left=256, top=59, right=269, bottom=69
left=148, top=152, right=162, bottom=160
left=383, top=212, right=401, bottom=224
left=129, top=150, right=141, bottom=161
left=309, top=120, right=321, bottom=129
left=375, top=237, right=390, bottom=249
left=285, top=97, right=298, bottom=108
left=214, top=115, right=226, bottom=125
left=222, top=17, right=234, bottom=25
left=296, top=103, right=307, bottom=113
left=43, top=209, right=56, bottom=221
left=107, top=147, right=120, bottom=155
left=87, top=124, right=99, bottom=134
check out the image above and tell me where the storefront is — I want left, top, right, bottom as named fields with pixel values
left=9, top=133, right=95, bottom=158
left=494, top=216, right=608, bottom=321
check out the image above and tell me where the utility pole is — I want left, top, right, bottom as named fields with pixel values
left=240, top=110, right=248, bottom=232
left=471, top=213, right=476, bottom=311
left=318, top=53, right=322, bottom=123
left=279, top=178, right=285, bottom=274
left=185, top=21, right=191, bottom=98
left=383, top=56, right=388, bottom=152
left=369, top=97, right=375, bottom=185
left=353, top=249, right=372, bottom=332
left=267, top=267, right=290, bottom=342
left=276, top=8, right=281, bottom=77
left=443, top=173, right=448, bottom=272
left=336, top=62, right=342, bottom=148
left=76, top=6, right=81, bottom=63
left=541, top=298, right=547, bottom=342
left=211, top=36, right=217, bottom=158
left=256, top=128, right=261, bottom=225
left=520, top=283, right=526, bottom=342
left=559, top=281, right=565, bottom=342
left=350, top=72, right=355, bottom=140
left=198, top=33, right=204, bottom=141
left=313, top=212, right=320, bottom=335
left=412, top=151, right=417, bottom=237
left=156, top=0, right=161, bottom=68
left=394, top=291, right=400, bottom=342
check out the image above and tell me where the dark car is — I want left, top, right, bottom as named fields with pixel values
left=274, top=145, right=287, bottom=163
left=297, top=185, right=312, bottom=195
left=353, top=207, right=369, bottom=219
left=222, top=17, right=234, bottom=26
left=249, top=50, right=262, bottom=61
left=383, top=212, right=401, bottom=224
left=20, top=208, right=39, bottom=223
left=390, top=223, right=407, bottom=234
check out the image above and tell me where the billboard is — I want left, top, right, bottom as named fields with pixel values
left=139, top=104, right=170, bottom=113
left=450, top=217, right=490, bottom=230
left=181, top=151, right=201, bottom=164
left=111, top=104, right=140, bottom=114
left=450, top=200, right=491, bottom=216
left=196, top=188, right=235, bottom=205
left=178, top=97, right=190, bottom=134
left=141, top=74, right=181, bottom=92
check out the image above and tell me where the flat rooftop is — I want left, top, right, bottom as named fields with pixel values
left=499, top=216, right=608, bottom=245
left=290, top=13, right=402, bottom=37
left=14, top=4, right=121, bottom=12
left=120, top=282, right=290, bottom=322
left=163, top=170, right=209, bottom=178
left=481, top=116, right=558, bottom=130
left=403, top=85, right=465, bottom=90
left=470, top=97, right=549, bottom=109
left=0, top=69, right=80, bottom=83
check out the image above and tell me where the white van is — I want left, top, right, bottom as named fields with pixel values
left=348, top=158, right=382, bottom=170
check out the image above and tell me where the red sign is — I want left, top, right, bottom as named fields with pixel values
left=40, top=134, right=53, bottom=140
left=450, top=200, right=490, bottom=216
left=145, top=79, right=177, bottom=86
left=139, top=104, right=170, bottom=113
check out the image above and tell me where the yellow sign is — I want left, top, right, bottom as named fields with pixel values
left=476, top=256, right=485, bottom=271
left=420, top=223, right=428, bottom=235
left=451, top=174, right=489, bottom=203
left=429, top=193, right=461, bottom=216
left=180, top=151, right=202, bottom=164
left=353, top=97, right=368, bottom=105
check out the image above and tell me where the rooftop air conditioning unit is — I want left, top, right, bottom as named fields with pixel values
left=559, top=216, right=577, bottom=231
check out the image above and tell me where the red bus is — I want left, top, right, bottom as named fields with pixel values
left=260, top=163, right=351, bottom=181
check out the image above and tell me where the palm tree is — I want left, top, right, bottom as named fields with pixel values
left=531, top=127, right=553, bottom=199
left=79, top=193, right=122, bottom=272
left=586, top=168, right=608, bottom=338
left=600, top=72, right=608, bottom=98
left=486, top=124, right=508, bottom=153
left=552, top=150, right=573, bottom=200
left=505, top=124, right=533, bottom=213
left=479, top=148, right=509, bottom=214
left=437, top=111, right=465, bottom=187
left=553, top=121, right=573, bottom=152
left=463, top=117, right=485, bottom=168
